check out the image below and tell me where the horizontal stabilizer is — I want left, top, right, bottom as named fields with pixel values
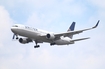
left=70, top=37, right=90, bottom=42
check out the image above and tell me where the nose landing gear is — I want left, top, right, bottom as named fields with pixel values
left=12, top=34, right=18, bottom=40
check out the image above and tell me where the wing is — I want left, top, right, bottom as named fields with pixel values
left=54, top=20, right=99, bottom=38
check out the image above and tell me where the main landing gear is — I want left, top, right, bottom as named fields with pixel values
left=34, top=41, right=40, bottom=48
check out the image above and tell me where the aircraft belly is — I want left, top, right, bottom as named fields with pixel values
left=54, top=38, right=74, bottom=45
left=37, top=37, right=53, bottom=43
left=54, top=40, right=69, bottom=45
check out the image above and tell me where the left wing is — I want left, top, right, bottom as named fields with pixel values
left=54, top=20, right=99, bottom=38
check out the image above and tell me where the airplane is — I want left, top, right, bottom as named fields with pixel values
left=11, top=20, right=100, bottom=48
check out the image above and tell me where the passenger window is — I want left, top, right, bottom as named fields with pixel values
left=15, top=25, right=18, bottom=27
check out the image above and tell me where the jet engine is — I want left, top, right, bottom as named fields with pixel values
left=19, top=38, right=32, bottom=44
left=46, top=33, right=55, bottom=39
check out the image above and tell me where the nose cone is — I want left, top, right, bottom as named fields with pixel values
left=11, top=27, right=13, bottom=31
left=11, top=27, right=16, bottom=33
left=11, top=28, right=13, bottom=33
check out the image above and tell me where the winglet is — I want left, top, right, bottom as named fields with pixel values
left=93, top=20, right=100, bottom=28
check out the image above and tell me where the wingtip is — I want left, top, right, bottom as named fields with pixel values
left=93, top=20, right=100, bottom=28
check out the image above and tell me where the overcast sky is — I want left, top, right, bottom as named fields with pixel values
left=0, top=0, right=105, bottom=69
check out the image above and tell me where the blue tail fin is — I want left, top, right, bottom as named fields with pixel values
left=67, top=22, right=76, bottom=39
left=68, top=22, right=75, bottom=31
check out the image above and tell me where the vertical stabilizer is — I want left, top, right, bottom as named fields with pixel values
left=67, top=22, right=76, bottom=39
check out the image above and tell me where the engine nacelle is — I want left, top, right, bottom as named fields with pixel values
left=46, top=33, right=55, bottom=39
left=19, top=38, right=32, bottom=44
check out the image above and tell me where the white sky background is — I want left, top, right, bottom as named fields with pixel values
left=0, top=0, right=105, bottom=69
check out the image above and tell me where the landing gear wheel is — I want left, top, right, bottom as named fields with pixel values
left=34, top=45, right=40, bottom=48
left=34, top=41, right=40, bottom=48
left=16, top=35, right=18, bottom=40
left=16, top=37, right=18, bottom=39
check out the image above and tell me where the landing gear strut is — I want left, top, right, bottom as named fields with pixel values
left=16, top=35, right=18, bottom=39
left=34, top=41, right=40, bottom=48
left=12, top=34, right=18, bottom=40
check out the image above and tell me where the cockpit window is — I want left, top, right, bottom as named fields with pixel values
left=13, top=25, right=18, bottom=27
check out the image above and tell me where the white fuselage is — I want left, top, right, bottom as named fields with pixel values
left=11, top=21, right=99, bottom=47
left=11, top=24, right=74, bottom=45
